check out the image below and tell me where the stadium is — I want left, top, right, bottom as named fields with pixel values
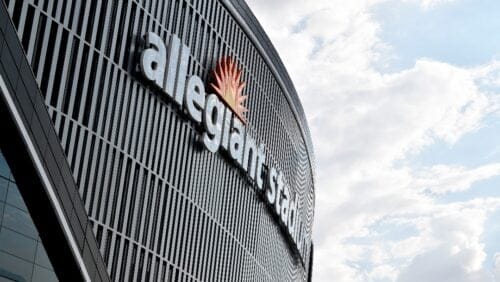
left=0, top=0, right=315, bottom=281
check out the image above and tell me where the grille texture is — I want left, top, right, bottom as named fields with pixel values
left=4, top=0, right=315, bottom=281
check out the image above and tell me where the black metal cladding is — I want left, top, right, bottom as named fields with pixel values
left=4, top=0, right=315, bottom=280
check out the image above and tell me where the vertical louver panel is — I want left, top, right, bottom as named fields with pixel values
left=5, top=0, right=315, bottom=280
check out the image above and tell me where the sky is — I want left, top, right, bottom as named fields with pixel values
left=245, top=0, right=500, bottom=281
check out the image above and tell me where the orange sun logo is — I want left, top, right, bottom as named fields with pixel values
left=211, top=57, right=248, bottom=124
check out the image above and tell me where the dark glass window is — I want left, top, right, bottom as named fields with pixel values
left=0, top=150, right=58, bottom=282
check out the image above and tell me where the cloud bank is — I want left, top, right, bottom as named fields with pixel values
left=246, top=0, right=500, bottom=281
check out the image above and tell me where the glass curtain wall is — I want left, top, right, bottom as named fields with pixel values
left=0, top=150, right=57, bottom=282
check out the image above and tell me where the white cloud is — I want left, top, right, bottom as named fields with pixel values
left=246, top=0, right=500, bottom=281
left=413, top=163, right=500, bottom=194
left=312, top=59, right=492, bottom=176
left=495, top=253, right=500, bottom=281
left=310, top=54, right=500, bottom=277
left=370, top=264, right=398, bottom=281
left=397, top=202, right=499, bottom=282
left=404, top=0, right=456, bottom=9
left=397, top=247, right=492, bottom=282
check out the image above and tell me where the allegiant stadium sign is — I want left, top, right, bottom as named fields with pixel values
left=139, top=32, right=307, bottom=261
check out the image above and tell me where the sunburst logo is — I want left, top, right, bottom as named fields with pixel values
left=211, top=57, right=248, bottom=124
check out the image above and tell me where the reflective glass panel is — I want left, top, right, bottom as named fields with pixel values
left=0, top=151, right=58, bottom=281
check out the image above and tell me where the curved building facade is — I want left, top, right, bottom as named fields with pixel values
left=0, top=0, right=315, bottom=281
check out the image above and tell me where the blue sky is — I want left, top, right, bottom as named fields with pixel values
left=375, top=0, right=500, bottom=71
left=375, top=0, right=500, bottom=168
left=378, top=1, right=500, bottom=278
left=247, top=0, right=500, bottom=281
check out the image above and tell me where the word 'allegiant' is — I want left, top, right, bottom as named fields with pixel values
left=139, top=32, right=306, bottom=259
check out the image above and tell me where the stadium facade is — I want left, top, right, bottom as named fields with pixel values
left=0, top=0, right=315, bottom=281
